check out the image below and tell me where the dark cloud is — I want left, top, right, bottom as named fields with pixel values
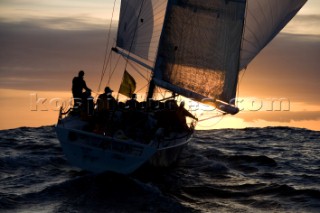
left=0, top=17, right=319, bottom=109
left=239, top=32, right=320, bottom=105
left=238, top=111, right=320, bottom=123
left=0, top=19, right=117, bottom=91
left=0, top=16, right=109, bottom=31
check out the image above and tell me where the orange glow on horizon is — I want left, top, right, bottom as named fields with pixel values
left=0, top=89, right=319, bottom=131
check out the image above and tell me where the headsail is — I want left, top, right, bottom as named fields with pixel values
left=116, top=0, right=168, bottom=63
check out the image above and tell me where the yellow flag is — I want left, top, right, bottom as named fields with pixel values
left=118, top=70, right=136, bottom=98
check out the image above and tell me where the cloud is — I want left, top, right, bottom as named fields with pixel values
left=0, top=15, right=319, bottom=109
left=0, top=19, right=118, bottom=91
left=283, top=14, right=320, bottom=36
left=240, top=31, right=320, bottom=105
left=238, top=111, right=320, bottom=123
left=0, top=0, right=118, bottom=28
left=0, top=15, right=115, bottom=30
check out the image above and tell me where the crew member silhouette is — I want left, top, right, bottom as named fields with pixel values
left=126, top=93, right=139, bottom=110
left=176, top=101, right=198, bottom=131
left=72, top=70, right=90, bottom=107
left=97, top=86, right=117, bottom=111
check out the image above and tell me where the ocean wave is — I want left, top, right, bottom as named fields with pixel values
left=0, top=126, right=319, bottom=212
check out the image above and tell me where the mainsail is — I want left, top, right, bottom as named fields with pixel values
left=153, top=0, right=247, bottom=107
left=115, top=0, right=307, bottom=114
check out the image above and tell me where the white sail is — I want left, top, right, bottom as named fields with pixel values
left=240, top=0, right=308, bottom=70
left=116, top=0, right=168, bottom=63
left=116, top=0, right=307, bottom=113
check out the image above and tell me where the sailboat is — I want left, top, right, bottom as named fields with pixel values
left=56, top=0, right=307, bottom=175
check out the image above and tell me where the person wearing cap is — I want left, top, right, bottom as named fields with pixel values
left=97, top=86, right=117, bottom=111
left=95, top=87, right=118, bottom=132
left=72, top=70, right=91, bottom=107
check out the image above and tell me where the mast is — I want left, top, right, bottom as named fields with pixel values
left=147, top=80, right=155, bottom=99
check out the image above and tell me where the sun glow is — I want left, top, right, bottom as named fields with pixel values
left=0, top=0, right=319, bottom=131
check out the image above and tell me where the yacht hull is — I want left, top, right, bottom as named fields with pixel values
left=56, top=118, right=192, bottom=174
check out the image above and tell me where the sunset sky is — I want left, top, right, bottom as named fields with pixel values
left=0, top=0, right=319, bottom=130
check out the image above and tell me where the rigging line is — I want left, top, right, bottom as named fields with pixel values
left=154, top=87, right=164, bottom=100
left=104, top=1, right=118, bottom=72
left=98, top=0, right=118, bottom=93
left=107, top=52, right=123, bottom=86
left=135, top=83, right=149, bottom=94
left=123, top=0, right=146, bottom=73
left=98, top=48, right=113, bottom=96
left=108, top=40, right=117, bottom=81
left=205, top=114, right=225, bottom=128
left=102, top=1, right=117, bottom=66
left=127, top=60, right=149, bottom=81
left=198, top=113, right=226, bottom=122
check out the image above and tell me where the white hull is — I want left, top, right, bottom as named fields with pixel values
left=56, top=116, right=193, bottom=175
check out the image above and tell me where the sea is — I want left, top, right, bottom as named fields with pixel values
left=0, top=126, right=319, bottom=213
